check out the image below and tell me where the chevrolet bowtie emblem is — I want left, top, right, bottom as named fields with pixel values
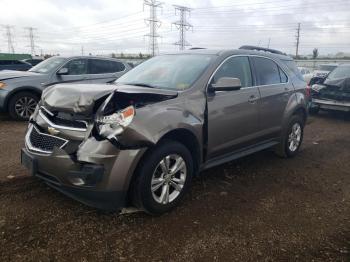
left=47, top=126, right=60, bottom=135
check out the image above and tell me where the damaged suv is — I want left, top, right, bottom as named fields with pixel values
left=21, top=46, right=308, bottom=214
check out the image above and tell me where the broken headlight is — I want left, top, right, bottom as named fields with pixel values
left=97, top=106, right=135, bottom=139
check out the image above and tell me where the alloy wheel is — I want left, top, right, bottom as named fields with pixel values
left=15, top=97, right=37, bottom=119
left=151, top=154, right=187, bottom=205
left=288, top=123, right=302, bottom=152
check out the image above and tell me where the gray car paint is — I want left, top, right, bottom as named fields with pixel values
left=22, top=49, right=308, bottom=211
left=0, top=56, right=131, bottom=113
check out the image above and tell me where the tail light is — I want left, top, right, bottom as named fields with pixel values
left=306, top=84, right=311, bottom=98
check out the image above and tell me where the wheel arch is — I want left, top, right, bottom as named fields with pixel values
left=5, top=86, right=42, bottom=110
left=292, top=106, right=307, bottom=125
left=125, top=128, right=201, bottom=206
left=159, top=128, right=202, bottom=175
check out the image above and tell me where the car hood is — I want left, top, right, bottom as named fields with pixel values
left=0, top=70, right=44, bottom=81
left=41, top=83, right=178, bottom=114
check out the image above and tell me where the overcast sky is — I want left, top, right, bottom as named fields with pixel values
left=0, top=0, right=349, bottom=56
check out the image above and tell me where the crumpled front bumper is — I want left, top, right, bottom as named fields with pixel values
left=21, top=126, right=147, bottom=211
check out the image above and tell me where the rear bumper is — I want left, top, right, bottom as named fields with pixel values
left=312, top=98, right=350, bottom=112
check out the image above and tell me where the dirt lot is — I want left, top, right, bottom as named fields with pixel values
left=0, top=112, right=349, bottom=261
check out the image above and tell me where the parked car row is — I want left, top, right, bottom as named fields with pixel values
left=0, top=56, right=131, bottom=120
left=0, top=59, right=32, bottom=71
left=19, top=46, right=308, bottom=214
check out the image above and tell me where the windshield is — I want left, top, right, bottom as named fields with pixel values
left=318, top=65, right=337, bottom=71
left=116, top=54, right=215, bottom=90
left=29, top=57, right=66, bottom=73
left=327, top=65, right=350, bottom=80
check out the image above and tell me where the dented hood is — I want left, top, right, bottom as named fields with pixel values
left=41, top=83, right=178, bottom=114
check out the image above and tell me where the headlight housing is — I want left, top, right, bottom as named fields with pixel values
left=0, top=82, right=6, bottom=89
left=97, top=106, right=135, bottom=139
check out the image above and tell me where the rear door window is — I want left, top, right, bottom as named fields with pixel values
left=283, top=60, right=304, bottom=81
left=88, top=59, right=125, bottom=74
left=110, top=61, right=125, bottom=72
left=279, top=68, right=288, bottom=83
left=213, top=56, right=252, bottom=88
left=251, top=57, right=281, bottom=85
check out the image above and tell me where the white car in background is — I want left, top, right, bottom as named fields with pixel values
left=298, top=67, right=313, bottom=84
left=313, top=64, right=338, bottom=78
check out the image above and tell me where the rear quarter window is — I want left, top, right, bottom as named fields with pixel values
left=282, top=60, right=304, bottom=81
left=251, top=57, right=281, bottom=85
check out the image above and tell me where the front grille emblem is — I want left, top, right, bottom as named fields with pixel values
left=48, top=126, right=60, bottom=136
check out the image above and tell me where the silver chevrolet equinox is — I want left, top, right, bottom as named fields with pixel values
left=21, top=46, right=308, bottom=215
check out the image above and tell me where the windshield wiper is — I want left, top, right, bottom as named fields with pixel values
left=125, top=82, right=158, bottom=88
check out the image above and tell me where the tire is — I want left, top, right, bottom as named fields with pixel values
left=275, top=114, right=304, bottom=158
left=131, top=139, right=193, bottom=215
left=8, top=91, right=39, bottom=121
left=309, top=106, right=320, bottom=115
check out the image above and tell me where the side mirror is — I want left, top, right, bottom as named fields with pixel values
left=57, top=68, right=68, bottom=75
left=210, top=77, right=242, bottom=92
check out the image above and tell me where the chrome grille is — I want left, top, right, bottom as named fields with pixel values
left=26, top=125, right=68, bottom=154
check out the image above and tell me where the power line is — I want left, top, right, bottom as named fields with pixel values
left=144, top=0, right=163, bottom=56
left=172, top=5, right=192, bottom=51
left=24, top=27, right=37, bottom=56
left=2, top=25, right=15, bottom=53
left=295, top=23, right=301, bottom=58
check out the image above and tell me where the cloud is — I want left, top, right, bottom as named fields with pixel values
left=0, top=0, right=349, bottom=56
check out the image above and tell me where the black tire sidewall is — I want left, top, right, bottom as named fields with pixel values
left=309, top=106, right=320, bottom=114
left=8, top=92, right=39, bottom=121
left=133, top=140, right=193, bottom=215
left=284, top=115, right=304, bottom=157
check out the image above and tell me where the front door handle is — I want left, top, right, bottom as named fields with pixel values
left=248, top=95, right=259, bottom=104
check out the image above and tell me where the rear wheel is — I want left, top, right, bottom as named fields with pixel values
left=8, top=92, right=39, bottom=121
left=309, top=105, right=320, bottom=114
left=131, top=140, right=193, bottom=215
left=275, top=115, right=304, bottom=158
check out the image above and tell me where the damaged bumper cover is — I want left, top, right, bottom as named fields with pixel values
left=311, top=77, right=350, bottom=112
left=21, top=83, right=179, bottom=210
left=21, top=131, right=146, bottom=211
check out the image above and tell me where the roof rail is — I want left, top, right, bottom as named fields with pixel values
left=239, top=45, right=286, bottom=56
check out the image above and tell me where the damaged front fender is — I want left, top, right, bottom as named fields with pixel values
left=95, top=87, right=204, bottom=152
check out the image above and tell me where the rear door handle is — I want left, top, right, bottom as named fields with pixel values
left=248, top=95, right=259, bottom=103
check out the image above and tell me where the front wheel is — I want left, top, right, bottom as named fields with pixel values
left=131, top=140, right=193, bottom=215
left=275, top=115, right=304, bottom=158
left=8, top=91, right=39, bottom=121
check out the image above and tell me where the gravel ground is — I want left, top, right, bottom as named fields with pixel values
left=0, top=112, right=349, bottom=261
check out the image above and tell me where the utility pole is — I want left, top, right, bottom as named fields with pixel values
left=144, top=0, right=163, bottom=56
left=295, top=23, right=301, bottom=58
left=2, top=25, right=15, bottom=53
left=24, top=27, right=37, bottom=56
left=81, top=45, right=84, bottom=56
left=172, top=5, right=192, bottom=51
left=267, top=38, right=271, bottom=49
